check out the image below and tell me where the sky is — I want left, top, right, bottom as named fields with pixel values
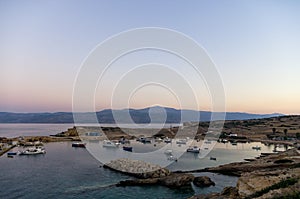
left=0, top=0, right=300, bottom=114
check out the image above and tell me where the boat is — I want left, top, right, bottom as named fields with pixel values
left=167, top=155, right=178, bottom=161
left=119, top=138, right=130, bottom=144
left=164, top=138, right=172, bottom=143
left=244, top=158, right=256, bottom=162
left=123, top=146, right=133, bottom=152
left=220, top=139, right=228, bottom=143
left=140, top=137, right=152, bottom=144
left=72, top=142, right=86, bottom=148
left=186, top=146, right=200, bottom=153
left=19, top=147, right=46, bottom=155
left=164, top=149, right=173, bottom=155
left=176, top=139, right=187, bottom=145
left=103, top=140, right=118, bottom=148
left=210, top=157, right=217, bottom=161
left=7, top=152, right=17, bottom=156
left=252, top=146, right=261, bottom=150
left=231, top=142, right=237, bottom=146
left=204, top=140, right=212, bottom=144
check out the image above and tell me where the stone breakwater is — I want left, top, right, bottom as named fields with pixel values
left=103, top=158, right=170, bottom=179
left=103, top=158, right=215, bottom=188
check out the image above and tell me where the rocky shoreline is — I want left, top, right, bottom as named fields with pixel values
left=189, top=148, right=300, bottom=199
left=103, top=158, right=215, bottom=189
left=101, top=149, right=300, bottom=199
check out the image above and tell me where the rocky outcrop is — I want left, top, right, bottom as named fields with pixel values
left=253, top=179, right=300, bottom=199
left=193, top=176, right=215, bottom=187
left=191, top=149, right=300, bottom=199
left=159, top=173, right=194, bottom=188
left=193, top=148, right=300, bottom=176
left=189, top=186, right=240, bottom=199
left=105, top=158, right=195, bottom=188
left=117, top=173, right=194, bottom=188
left=237, top=168, right=300, bottom=198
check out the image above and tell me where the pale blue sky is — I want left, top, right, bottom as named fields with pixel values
left=0, top=0, right=300, bottom=114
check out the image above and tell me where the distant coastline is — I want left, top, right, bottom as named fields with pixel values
left=0, top=106, right=284, bottom=123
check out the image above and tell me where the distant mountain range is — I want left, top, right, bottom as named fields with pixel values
left=0, top=106, right=284, bottom=123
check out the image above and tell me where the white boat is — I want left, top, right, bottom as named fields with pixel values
left=164, top=149, right=173, bottom=155
left=19, top=147, right=46, bottom=155
left=164, top=138, right=172, bottom=143
left=186, top=146, right=200, bottom=153
left=167, top=155, right=178, bottom=161
left=176, top=139, right=187, bottom=145
left=103, top=140, right=118, bottom=148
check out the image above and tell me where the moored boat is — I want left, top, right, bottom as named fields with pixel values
left=123, top=146, right=133, bottom=152
left=19, top=147, right=46, bottom=155
left=252, top=146, right=261, bottom=150
left=186, top=146, right=200, bottom=153
left=210, top=156, right=217, bottom=161
left=204, top=140, right=212, bottom=144
left=167, top=155, right=178, bottom=161
left=164, top=149, right=173, bottom=155
left=7, top=152, right=17, bottom=156
left=164, top=138, right=172, bottom=143
left=72, top=142, right=86, bottom=148
left=103, top=140, right=118, bottom=148
left=176, top=139, right=187, bottom=145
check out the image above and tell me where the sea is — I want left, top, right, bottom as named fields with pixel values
left=0, top=124, right=289, bottom=199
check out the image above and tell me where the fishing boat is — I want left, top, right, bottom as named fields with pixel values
left=210, top=157, right=217, bottom=161
left=7, top=152, right=17, bottom=156
left=167, top=155, right=178, bottom=161
left=231, top=142, right=237, bottom=146
left=164, top=149, right=173, bottom=155
left=19, top=147, right=46, bottom=155
left=252, top=146, right=261, bottom=150
left=164, top=138, right=172, bottom=143
left=103, top=140, right=118, bottom=148
left=72, top=142, right=86, bottom=148
left=220, top=139, right=228, bottom=143
left=140, top=137, right=152, bottom=144
left=123, top=146, right=133, bottom=152
left=186, top=146, right=200, bottom=153
left=176, top=139, right=187, bottom=145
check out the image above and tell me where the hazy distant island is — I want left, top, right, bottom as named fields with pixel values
left=0, top=106, right=284, bottom=123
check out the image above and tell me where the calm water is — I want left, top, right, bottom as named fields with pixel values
left=0, top=124, right=288, bottom=198
left=0, top=124, right=74, bottom=138
left=0, top=142, right=238, bottom=199
left=0, top=123, right=181, bottom=138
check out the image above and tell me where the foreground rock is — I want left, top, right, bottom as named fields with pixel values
left=117, top=173, right=194, bottom=188
left=159, top=173, right=194, bottom=188
left=191, top=149, right=300, bottom=198
left=189, top=186, right=240, bottom=199
left=104, top=158, right=196, bottom=188
left=237, top=167, right=300, bottom=198
left=193, top=176, right=215, bottom=187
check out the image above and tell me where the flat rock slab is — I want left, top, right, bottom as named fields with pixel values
left=104, top=158, right=171, bottom=178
